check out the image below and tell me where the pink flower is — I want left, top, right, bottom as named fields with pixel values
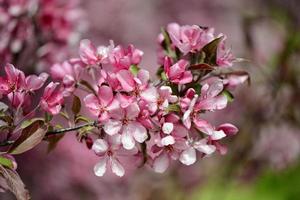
left=116, top=69, right=158, bottom=106
left=151, top=116, right=188, bottom=173
left=92, top=135, right=137, bottom=177
left=40, top=82, right=64, bottom=115
left=51, top=60, right=83, bottom=96
left=163, top=57, right=193, bottom=84
left=84, top=85, right=119, bottom=122
left=79, top=39, right=112, bottom=66
left=109, top=44, right=143, bottom=71
left=181, top=80, right=228, bottom=129
left=216, top=35, right=235, bottom=67
left=103, top=102, right=148, bottom=150
left=193, top=119, right=238, bottom=155
left=179, top=138, right=216, bottom=166
left=167, top=23, right=214, bottom=55
left=0, top=63, right=25, bottom=95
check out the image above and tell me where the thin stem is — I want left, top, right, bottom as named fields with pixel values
left=46, top=121, right=97, bottom=136
left=0, top=121, right=98, bottom=147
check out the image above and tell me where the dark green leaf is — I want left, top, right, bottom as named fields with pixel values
left=72, top=95, right=81, bottom=115
left=202, top=36, right=223, bottom=65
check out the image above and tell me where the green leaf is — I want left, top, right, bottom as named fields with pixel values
left=0, top=165, right=30, bottom=200
left=129, top=65, right=140, bottom=76
left=222, top=90, right=234, bottom=102
left=0, top=156, right=14, bottom=169
left=20, top=118, right=44, bottom=129
left=202, top=36, right=223, bottom=65
left=166, top=104, right=181, bottom=112
left=161, top=71, right=168, bottom=81
left=9, top=121, right=47, bottom=155
left=72, top=95, right=81, bottom=116
left=75, top=115, right=92, bottom=124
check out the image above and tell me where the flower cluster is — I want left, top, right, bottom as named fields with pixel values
left=0, top=0, right=84, bottom=69
left=0, top=23, right=248, bottom=182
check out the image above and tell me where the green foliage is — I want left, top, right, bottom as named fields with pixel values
left=190, top=162, right=300, bottom=200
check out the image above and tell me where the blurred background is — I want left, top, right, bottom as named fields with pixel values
left=1, top=0, right=300, bottom=199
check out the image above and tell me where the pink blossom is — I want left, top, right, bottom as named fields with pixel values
left=40, top=82, right=64, bottom=115
left=179, top=137, right=216, bottom=166
left=109, top=44, right=143, bottom=71
left=181, top=79, right=228, bottom=129
left=150, top=116, right=188, bottom=173
left=103, top=102, right=148, bottom=150
left=167, top=23, right=214, bottom=55
left=116, top=69, right=158, bottom=106
left=216, top=35, right=235, bottom=67
left=84, top=85, right=119, bottom=122
left=79, top=39, right=112, bottom=66
left=163, top=57, right=193, bottom=84
left=0, top=64, right=25, bottom=95
left=51, top=60, right=83, bottom=96
left=92, top=135, right=138, bottom=177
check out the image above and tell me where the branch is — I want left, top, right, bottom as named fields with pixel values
left=0, top=121, right=98, bottom=147
left=46, top=121, right=97, bottom=136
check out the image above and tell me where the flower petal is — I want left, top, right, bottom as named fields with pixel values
left=103, top=119, right=122, bottom=135
left=110, top=158, right=125, bottom=177
left=94, top=157, right=107, bottom=177
left=92, top=139, right=108, bottom=154
left=162, top=122, right=174, bottom=134
left=153, top=153, right=169, bottom=173
left=179, top=147, right=196, bottom=165
left=121, top=127, right=136, bottom=150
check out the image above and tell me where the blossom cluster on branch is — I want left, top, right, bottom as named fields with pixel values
left=0, top=22, right=248, bottom=199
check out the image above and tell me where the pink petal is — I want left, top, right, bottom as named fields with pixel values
left=211, top=130, right=226, bottom=140
left=161, top=135, right=175, bottom=146
left=125, top=102, right=140, bottom=120
left=179, top=147, right=196, bottom=165
left=162, top=122, right=174, bottom=134
left=153, top=152, right=169, bottom=173
left=116, top=70, right=135, bottom=92
left=94, top=157, right=107, bottom=177
left=217, top=123, right=238, bottom=136
left=110, top=158, right=125, bottom=177
left=140, top=86, right=158, bottom=103
left=83, top=94, right=100, bottom=116
left=79, top=39, right=98, bottom=65
left=98, top=85, right=113, bottom=106
left=121, top=127, right=135, bottom=150
left=103, top=119, right=122, bottom=135
left=128, top=122, right=148, bottom=143
left=92, top=139, right=108, bottom=154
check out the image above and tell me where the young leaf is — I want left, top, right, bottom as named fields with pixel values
left=72, top=95, right=81, bottom=115
left=129, top=65, right=140, bottom=76
left=8, top=121, right=48, bottom=155
left=222, top=90, right=234, bottom=102
left=166, top=104, right=181, bottom=112
left=202, top=36, right=223, bottom=65
left=20, top=118, right=44, bottom=129
left=0, top=156, right=14, bottom=169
